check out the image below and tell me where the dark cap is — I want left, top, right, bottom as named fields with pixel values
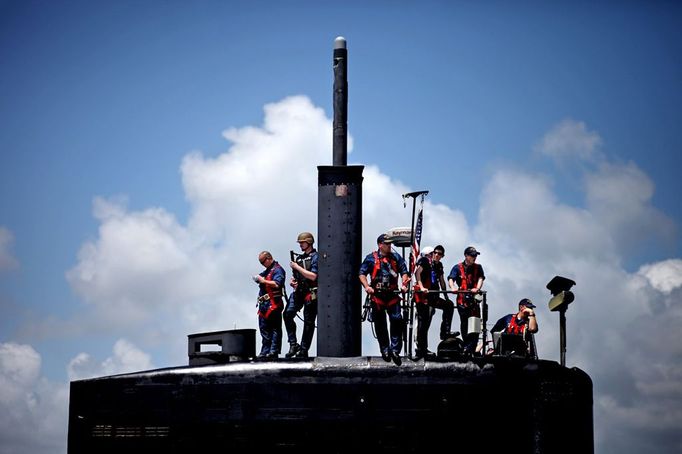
left=377, top=234, right=393, bottom=244
left=518, top=298, right=536, bottom=309
left=464, top=246, right=480, bottom=257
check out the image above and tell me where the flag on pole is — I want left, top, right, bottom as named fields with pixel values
left=410, top=203, right=424, bottom=274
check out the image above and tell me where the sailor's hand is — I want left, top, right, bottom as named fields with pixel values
left=365, top=286, right=375, bottom=295
left=470, top=288, right=479, bottom=293
left=290, top=261, right=298, bottom=270
left=401, top=285, right=408, bottom=292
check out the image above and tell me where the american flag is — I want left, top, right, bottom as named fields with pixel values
left=410, top=205, right=423, bottom=274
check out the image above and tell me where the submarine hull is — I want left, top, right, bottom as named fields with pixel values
left=68, top=357, right=593, bottom=453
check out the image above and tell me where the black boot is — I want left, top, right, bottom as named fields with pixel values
left=285, top=343, right=300, bottom=358
left=391, top=351, right=402, bottom=366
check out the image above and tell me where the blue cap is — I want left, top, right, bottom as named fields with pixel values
left=464, top=246, right=480, bottom=257
left=377, top=234, right=393, bottom=244
left=519, top=298, right=536, bottom=308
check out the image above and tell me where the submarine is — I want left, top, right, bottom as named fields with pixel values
left=67, top=37, right=594, bottom=454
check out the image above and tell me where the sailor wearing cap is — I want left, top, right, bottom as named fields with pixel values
left=490, top=298, right=539, bottom=356
left=447, top=246, right=486, bottom=354
left=413, top=246, right=436, bottom=359
left=359, top=233, right=410, bottom=365
left=491, top=298, right=539, bottom=335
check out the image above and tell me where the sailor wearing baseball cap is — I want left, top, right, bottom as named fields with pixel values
left=447, top=246, right=486, bottom=354
left=490, top=297, right=539, bottom=356
left=464, top=246, right=480, bottom=257
left=377, top=233, right=393, bottom=244
left=518, top=298, right=536, bottom=309
left=359, top=232, right=410, bottom=365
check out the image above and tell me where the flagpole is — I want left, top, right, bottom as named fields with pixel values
left=402, top=190, right=428, bottom=358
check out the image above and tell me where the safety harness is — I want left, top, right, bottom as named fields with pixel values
left=413, top=256, right=432, bottom=305
left=258, top=263, right=284, bottom=319
left=457, top=262, right=479, bottom=307
left=505, top=316, right=527, bottom=336
left=370, top=251, right=400, bottom=307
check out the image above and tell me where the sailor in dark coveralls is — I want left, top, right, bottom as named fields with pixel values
left=413, top=246, right=454, bottom=360
left=448, top=246, right=485, bottom=354
left=284, top=232, right=319, bottom=359
left=254, top=251, right=286, bottom=359
left=359, top=234, right=410, bottom=365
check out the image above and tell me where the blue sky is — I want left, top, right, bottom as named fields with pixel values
left=1, top=1, right=681, bottom=453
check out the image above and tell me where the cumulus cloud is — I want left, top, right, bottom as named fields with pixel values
left=589, top=277, right=682, bottom=454
left=585, top=161, right=676, bottom=253
left=0, top=343, right=68, bottom=454
left=534, top=118, right=602, bottom=161
left=0, top=226, right=19, bottom=271
left=67, top=338, right=154, bottom=381
left=24, top=98, right=676, bottom=454
left=478, top=168, right=616, bottom=264
left=639, top=259, right=682, bottom=294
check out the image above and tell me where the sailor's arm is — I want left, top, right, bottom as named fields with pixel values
left=359, top=274, right=374, bottom=295
left=525, top=308, right=538, bottom=333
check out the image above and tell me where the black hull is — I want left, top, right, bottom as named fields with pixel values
left=68, top=356, right=593, bottom=453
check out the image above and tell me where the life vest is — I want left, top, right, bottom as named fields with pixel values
left=456, top=262, right=479, bottom=307
left=370, top=251, right=400, bottom=308
left=414, top=256, right=432, bottom=305
left=259, top=263, right=283, bottom=318
left=294, top=250, right=318, bottom=293
left=370, top=251, right=399, bottom=288
left=505, top=315, right=526, bottom=336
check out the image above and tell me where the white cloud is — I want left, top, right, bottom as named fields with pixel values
left=478, top=168, right=616, bottom=264
left=534, top=118, right=602, bottom=160
left=0, top=343, right=40, bottom=405
left=182, top=95, right=331, bottom=242
left=0, top=226, right=19, bottom=271
left=639, top=259, right=682, bottom=294
left=0, top=343, right=68, bottom=454
left=585, top=161, right=676, bottom=253
left=67, top=338, right=154, bottom=381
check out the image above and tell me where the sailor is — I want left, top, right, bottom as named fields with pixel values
left=414, top=245, right=455, bottom=360
left=447, top=246, right=486, bottom=354
left=490, top=298, right=538, bottom=356
left=413, top=246, right=436, bottom=359
left=430, top=244, right=455, bottom=340
left=359, top=234, right=410, bottom=365
left=254, top=251, right=286, bottom=359
left=284, top=232, right=319, bottom=358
